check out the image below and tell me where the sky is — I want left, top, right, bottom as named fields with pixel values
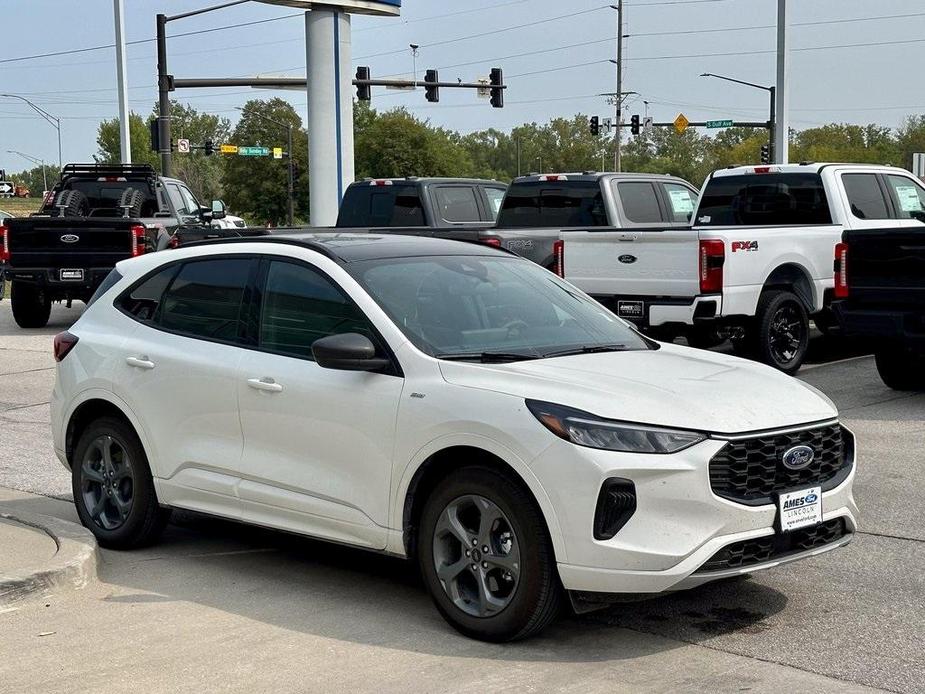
left=1, top=0, right=923, bottom=169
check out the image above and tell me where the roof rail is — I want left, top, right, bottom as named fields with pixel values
left=60, top=163, right=158, bottom=178
left=180, top=233, right=341, bottom=262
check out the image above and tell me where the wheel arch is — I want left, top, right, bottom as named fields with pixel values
left=64, top=393, right=148, bottom=471
left=762, top=262, right=817, bottom=312
left=398, top=442, right=567, bottom=564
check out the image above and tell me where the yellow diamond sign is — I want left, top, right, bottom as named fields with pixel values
left=673, top=113, right=689, bottom=134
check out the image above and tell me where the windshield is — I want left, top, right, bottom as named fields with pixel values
left=350, top=255, right=650, bottom=360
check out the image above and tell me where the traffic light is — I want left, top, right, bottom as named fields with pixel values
left=149, top=118, right=161, bottom=153
left=630, top=114, right=640, bottom=136
left=589, top=116, right=600, bottom=136
left=204, top=140, right=215, bottom=156
left=760, top=143, right=770, bottom=164
left=356, top=66, right=371, bottom=101
left=424, top=69, right=439, bottom=103
left=489, top=68, right=504, bottom=109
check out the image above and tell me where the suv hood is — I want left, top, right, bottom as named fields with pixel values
left=438, top=343, right=836, bottom=435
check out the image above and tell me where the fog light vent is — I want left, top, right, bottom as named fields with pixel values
left=593, top=478, right=637, bottom=540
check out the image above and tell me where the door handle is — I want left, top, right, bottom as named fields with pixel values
left=247, top=377, right=283, bottom=393
left=125, top=356, right=155, bottom=370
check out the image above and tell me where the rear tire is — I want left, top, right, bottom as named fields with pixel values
left=52, top=189, right=89, bottom=217
left=10, top=281, right=51, bottom=328
left=118, top=187, right=144, bottom=217
left=752, top=290, right=810, bottom=375
left=874, top=346, right=925, bottom=391
left=72, top=417, right=171, bottom=549
left=417, top=465, right=561, bottom=642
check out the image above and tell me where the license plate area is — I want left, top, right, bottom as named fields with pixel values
left=616, top=300, right=644, bottom=321
left=778, top=486, right=822, bottom=532
left=59, top=268, right=85, bottom=282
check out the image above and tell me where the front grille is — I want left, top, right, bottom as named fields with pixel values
left=696, top=518, right=848, bottom=573
left=709, top=423, right=851, bottom=506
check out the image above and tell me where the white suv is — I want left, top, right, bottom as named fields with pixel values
left=51, top=235, right=858, bottom=641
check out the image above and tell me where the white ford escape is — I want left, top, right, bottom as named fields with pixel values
left=51, top=234, right=858, bottom=641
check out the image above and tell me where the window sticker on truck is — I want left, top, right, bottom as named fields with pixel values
left=895, top=185, right=923, bottom=213
left=731, top=241, right=759, bottom=252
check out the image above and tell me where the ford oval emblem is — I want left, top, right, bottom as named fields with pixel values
left=618, top=254, right=637, bottom=264
left=782, top=445, right=815, bottom=470
left=60, top=234, right=80, bottom=244
left=804, top=493, right=818, bottom=503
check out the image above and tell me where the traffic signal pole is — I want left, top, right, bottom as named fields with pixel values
left=614, top=1, right=623, bottom=172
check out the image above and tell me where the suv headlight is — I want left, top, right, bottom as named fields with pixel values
left=526, top=400, right=706, bottom=454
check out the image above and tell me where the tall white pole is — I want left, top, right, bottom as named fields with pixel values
left=306, top=9, right=354, bottom=226
left=614, top=1, right=623, bottom=172
left=774, top=0, right=789, bottom=164
left=113, top=0, right=131, bottom=163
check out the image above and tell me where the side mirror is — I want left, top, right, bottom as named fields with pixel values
left=211, top=200, right=227, bottom=220
left=312, top=333, right=391, bottom=372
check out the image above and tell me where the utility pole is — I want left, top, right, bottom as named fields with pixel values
left=515, top=137, right=521, bottom=176
left=614, top=1, right=623, bottom=172
left=775, top=0, right=789, bottom=164
left=113, top=0, right=131, bottom=163
left=156, top=13, right=171, bottom=175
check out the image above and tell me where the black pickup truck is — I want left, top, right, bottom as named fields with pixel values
left=832, top=228, right=925, bottom=390
left=0, top=163, right=240, bottom=328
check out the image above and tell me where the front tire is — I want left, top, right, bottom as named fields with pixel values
left=875, top=346, right=925, bottom=391
left=72, top=417, right=170, bottom=549
left=418, top=466, right=561, bottom=642
left=752, top=290, right=810, bottom=374
left=10, top=281, right=51, bottom=328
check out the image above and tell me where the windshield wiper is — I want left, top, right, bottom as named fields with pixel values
left=542, top=344, right=628, bottom=358
left=438, top=351, right=542, bottom=363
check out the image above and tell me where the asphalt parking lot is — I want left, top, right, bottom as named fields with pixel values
left=1, top=300, right=922, bottom=693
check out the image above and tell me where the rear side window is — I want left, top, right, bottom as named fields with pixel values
left=337, top=184, right=425, bottom=227
left=842, top=174, right=890, bottom=220
left=116, top=265, right=178, bottom=321
left=497, top=182, right=607, bottom=228
left=885, top=174, right=925, bottom=220
left=260, top=260, right=375, bottom=360
left=433, top=186, right=481, bottom=223
left=697, top=173, right=832, bottom=226
left=88, top=269, right=124, bottom=307
left=484, top=187, right=506, bottom=220
left=664, top=183, right=697, bottom=223
left=615, top=182, right=662, bottom=223
left=159, top=258, right=253, bottom=342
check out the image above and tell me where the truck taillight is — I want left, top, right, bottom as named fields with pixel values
left=0, top=224, right=9, bottom=262
left=699, top=239, right=724, bottom=293
left=553, top=240, right=564, bottom=277
left=53, top=331, right=79, bottom=362
left=834, top=242, right=849, bottom=298
left=480, top=238, right=501, bottom=247
left=131, top=224, right=147, bottom=257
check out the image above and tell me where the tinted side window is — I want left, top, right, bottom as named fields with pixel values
left=497, top=182, right=607, bottom=228
left=117, top=265, right=178, bottom=321
left=885, top=174, right=925, bottom=221
left=160, top=259, right=252, bottom=341
left=88, top=269, right=124, bottom=307
left=616, top=182, right=662, bottom=223
left=260, top=261, right=375, bottom=360
left=433, top=186, right=481, bottom=223
left=337, top=185, right=425, bottom=227
left=166, top=184, right=191, bottom=216
left=697, top=173, right=832, bottom=226
left=842, top=174, right=890, bottom=220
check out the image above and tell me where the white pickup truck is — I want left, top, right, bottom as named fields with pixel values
left=559, top=163, right=925, bottom=373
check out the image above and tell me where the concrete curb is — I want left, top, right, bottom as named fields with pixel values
left=0, top=508, right=98, bottom=605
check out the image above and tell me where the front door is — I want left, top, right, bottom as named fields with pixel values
left=235, top=258, right=404, bottom=549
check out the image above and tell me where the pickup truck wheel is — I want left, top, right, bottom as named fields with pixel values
left=118, top=187, right=144, bottom=217
left=52, top=189, right=88, bottom=217
left=418, top=465, right=561, bottom=642
left=874, top=347, right=925, bottom=391
left=754, top=290, right=809, bottom=375
left=10, top=282, right=52, bottom=328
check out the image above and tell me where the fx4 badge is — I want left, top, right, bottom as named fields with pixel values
left=731, top=241, right=758, bottom=252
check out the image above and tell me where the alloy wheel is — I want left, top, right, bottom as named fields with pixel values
left=79, top=435, right=135, bottom=531
left=432, top=494, right=521, bottom=618
left=768, top=303, right=804, bottom=365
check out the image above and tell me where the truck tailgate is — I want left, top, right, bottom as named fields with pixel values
left=6, top=217, right=135, bottom=268
left=562, top=229, right=701, bottom=297
left=846, top=227, right=925, bottom=307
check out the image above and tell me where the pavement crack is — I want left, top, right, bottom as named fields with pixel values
left=0, top=367, right=55, bottom=377
left=0, top=401, right=50, bottom=413
left=857, top=529, right=925, bottom=544
left=841, top=392, right=922, bottom=413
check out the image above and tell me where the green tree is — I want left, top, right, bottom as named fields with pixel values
left=790, top=124, right=899, bottom=165
left=8, top=164, right=57, bottom=195
left=164, top=101, right=232, bottom=203
left=222, top=98, right=308, bottom=225
left=95, top=112, right=160, bottom=170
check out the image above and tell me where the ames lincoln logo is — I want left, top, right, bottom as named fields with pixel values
left=60, top=234, right=80, bottom=244
left=782, top=445, right=815, bottom=470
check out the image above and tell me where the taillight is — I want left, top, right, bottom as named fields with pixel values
left=131, top=224, right=146, bottom=257
left=481, top=237, right=501, bottom=248
left=834, top=242, right=849, bottom=298
left=53, top=331, right=79, bottom=362
left=553, top=240, right=565, bottom=277
left=0, top=224, right=9, bottom=262
left=167, top=234, right=180, bottom=249
left=699, top=239, right=725, bottom=293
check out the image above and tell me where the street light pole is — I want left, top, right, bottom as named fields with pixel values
left=236, top=107, right=296, bottom=226
left=699, top=73, right=776, bottom=162
left=7, top=150, right=47, bottom=191
left=0, top=93, right=62, bottom=169
left=612, top=2, right=623, bottom=172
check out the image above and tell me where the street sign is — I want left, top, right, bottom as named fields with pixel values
left=705, top=119, right=734, bottom=129
left=476, top=77, right=490, bottom=99
left=602, top=117, right=612, bottom=131
left=643, top=116, right=653, bottom=133
left=273, top=147, right=284, bottom=160
left=220, top=144, right=238, bottom=155
left=177, top=138, right=191, bottom=154
left=238, top=146, right=270, bottom=157
left=0, top=181, right=13, bottom=196
left=673, top=113, right=689, bottom=134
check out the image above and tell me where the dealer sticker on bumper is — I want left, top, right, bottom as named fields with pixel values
left=779, top=486, right=822, bottom=532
